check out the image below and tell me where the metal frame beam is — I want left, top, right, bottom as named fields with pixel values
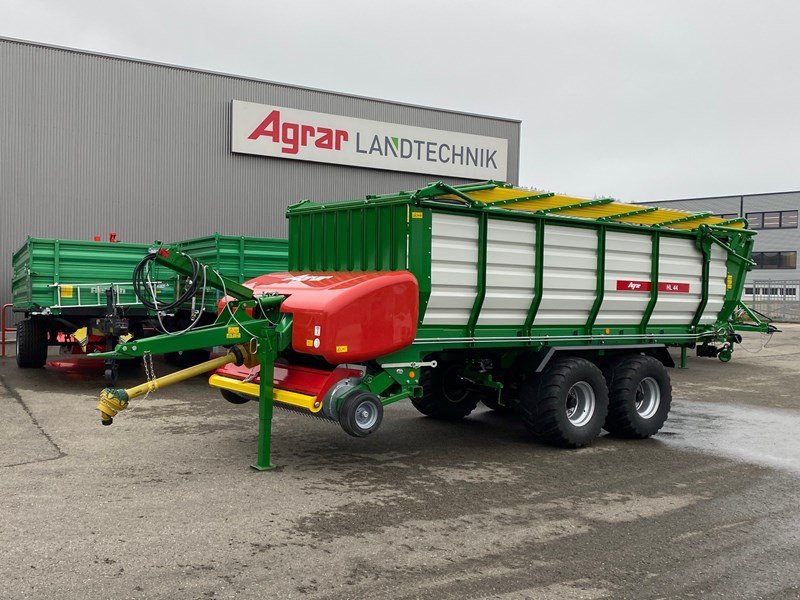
left=536, top=198, right=615, bottom=214
left=651, top=212, right=713, bottom=228
left=598, top=206, right=657, bottom=222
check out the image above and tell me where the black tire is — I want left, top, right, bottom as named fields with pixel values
left=604, top=354, right=672, bottom=438
left=412, top=363, right=481, bottom=421
left=519, top=357, right=609, bottom=448
left=339, top=390, right=383, bottom=437
left=220, top=389, right=252, bottom=404
left=165, top=348, right=211, bottom=367
left=16, top=318, right=48, bottom=368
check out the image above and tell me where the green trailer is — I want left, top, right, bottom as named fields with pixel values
left=10, top=234, right=287, bottom=381
left=95, top=181, right=775, bottom=469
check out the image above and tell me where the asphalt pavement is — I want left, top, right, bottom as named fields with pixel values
left=1, top=326, right=799, bottom=599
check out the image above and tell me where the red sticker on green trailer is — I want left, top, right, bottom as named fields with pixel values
left=616, top=280, right=690, bottom=293
left=658, top=281, right=690, bottom=293
left=616, top=280, right=651, bottom=292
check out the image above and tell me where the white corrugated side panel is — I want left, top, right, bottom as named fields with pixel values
left=649, top=237, right=703, bottom=324
left=595, top=232, right=652, bottom=325
left=534, top=225, right=598, bottom=326
left=477, top=219, right=536, bottom=326
left=699, top=244, right=727, bottom=324
left=422, top=213, right=479, bottom=325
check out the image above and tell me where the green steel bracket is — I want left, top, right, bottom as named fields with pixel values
left=467, top=213, right=489, bottom=337
left=523, top=220, right=546, bottom=336
left=487, top=192, right=555, bottom=207
left=586, top=227, right=607, bottom=333
left=640, top=232, right=660, bottom=332
left=411, top=181, right=489, bottom=206
left=702, top=227, right=757, bottom=266
left=716, top=217, right=748, bottom=228
left=253, top=329, right=278, bottom=471
left=152, top=244, right=254, bottom=300
left=598, top=206, right=657, bottom=222
left=91, top=308, right=285, bottom=359
left=536, top=198, right=615, bottom=214
left=380, top=390, right=413, bottom=407
left=690, top=236, right=713, bottom=330
left=733, top=301, right=778, bottom=334
left=363, top=370, right=396, bottom=396
left=650, top=212, right=712, bottom=228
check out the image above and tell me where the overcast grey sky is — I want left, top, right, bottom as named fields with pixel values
left=2, top=0, right=799, bottom=201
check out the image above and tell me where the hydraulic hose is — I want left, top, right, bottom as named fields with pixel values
left=132, top=251, right=200, bottom=312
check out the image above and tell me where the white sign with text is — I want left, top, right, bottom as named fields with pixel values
left=231, top=100, right=508, bottom=180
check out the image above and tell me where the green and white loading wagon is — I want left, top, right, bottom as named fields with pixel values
left=96, top=181, right=772, bottom=467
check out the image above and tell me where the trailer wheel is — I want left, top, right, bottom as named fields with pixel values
left=413, top=363, right=481, bottom=421
left=604, top=354, right=672, bottom=438
left=220, top=389, right=251, bottom=404
left=16, top=318, right=48, bottom=368
left=339, top=390, right=383, bottom=437
left=519, top=357, right=609, bottom=448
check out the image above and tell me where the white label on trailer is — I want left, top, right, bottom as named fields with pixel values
left=231, top=100, right=508, bottom=180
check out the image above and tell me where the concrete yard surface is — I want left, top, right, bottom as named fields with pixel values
left=1, top=326, right=799, bottom=599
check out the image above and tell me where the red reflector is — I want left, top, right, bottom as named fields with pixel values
left=158, top=248, right=170, bottom=258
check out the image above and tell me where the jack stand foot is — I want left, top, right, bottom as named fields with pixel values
left=250, top=462, right=277, bottom=471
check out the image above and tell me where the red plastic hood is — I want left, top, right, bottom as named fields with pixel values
left=237, top=271, right=418, bottom=363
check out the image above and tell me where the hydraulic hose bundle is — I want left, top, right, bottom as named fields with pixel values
left=133, top=250, right=202, bottom=312
left=132, top=250, right=208, bottom=334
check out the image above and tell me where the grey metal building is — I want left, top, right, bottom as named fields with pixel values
left=644, top=191, right=799, bottom=321
left=0, top=37, right=521, bottom=306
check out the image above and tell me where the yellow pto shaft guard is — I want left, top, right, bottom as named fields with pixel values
left=97, top=346, right=255, bottom=425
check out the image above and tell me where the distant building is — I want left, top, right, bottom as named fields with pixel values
left=643, top=192, right=799, bottom=299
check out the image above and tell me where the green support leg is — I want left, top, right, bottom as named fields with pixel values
left=680, top=346, right=688, bottom=369
left=252, top=337, right=277, bottom=471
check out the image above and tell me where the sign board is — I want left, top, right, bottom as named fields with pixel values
left=231, top=100, right=508, bottom=180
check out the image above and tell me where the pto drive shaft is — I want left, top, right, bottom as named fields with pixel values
left=97, top=346, right=254, bottom=425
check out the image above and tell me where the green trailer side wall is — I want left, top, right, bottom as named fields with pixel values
left=287, top=194, right=757, bottom=359
left=176, top=234, right=289, bottom=312
left=12, top=235, right=289, bottom=315
left=11, top=237, right=175, bottom=312
left=288, top=203, right=408, bottom=272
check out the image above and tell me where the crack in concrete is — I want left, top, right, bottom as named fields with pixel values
left=0, top=373, right=67, bottom=468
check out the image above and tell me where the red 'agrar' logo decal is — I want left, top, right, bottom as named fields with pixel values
left=616, top=280, right=690, bottom=293
left=616, top=280, right=652, bottom=292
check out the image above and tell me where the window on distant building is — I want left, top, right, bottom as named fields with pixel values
left=745, top=210, right=798, bottom=230
left=752, top=251, right=797, bottom=269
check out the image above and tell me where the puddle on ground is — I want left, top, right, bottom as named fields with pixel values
left=662, top=400, right=800, bottom=475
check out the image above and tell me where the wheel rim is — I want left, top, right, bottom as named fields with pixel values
left=355, top=400, right=378, bottom=430
left=635, top=377, right=661, bottom=419
left=565, top=381, right=596, bottom=427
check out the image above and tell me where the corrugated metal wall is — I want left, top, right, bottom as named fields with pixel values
left=0, top=37, right=520, bottom=306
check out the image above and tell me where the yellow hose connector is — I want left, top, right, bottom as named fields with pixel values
left=98, top=388, right=130, bottom=425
